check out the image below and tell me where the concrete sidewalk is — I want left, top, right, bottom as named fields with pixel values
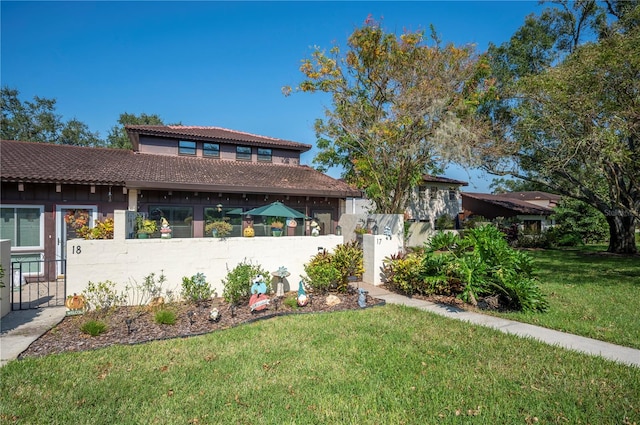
left=359, top=283, right=640, bottom=368
left=1, top=286, right=638, bottom=368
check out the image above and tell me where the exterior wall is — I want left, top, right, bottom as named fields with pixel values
left=137, top=135, right=300, bottom=165
left=362, top=234, right=403, bottom=286
left=338, top=214, right=404, bottom=244
left=0, top=240, right=10, bottom=318
left=65, top=235, right=344, bottom=303
left=406, top=183, right=462, bottom=226
left=462, top=197, right=519, bottom=219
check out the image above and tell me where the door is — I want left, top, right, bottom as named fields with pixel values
left=56, top=205, right=97, bottom=275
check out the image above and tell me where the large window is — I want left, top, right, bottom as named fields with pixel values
left=0, top=206, right=44, bottom=249
left=204, top=143, right=220, bottom=158
left=257, top=148, right=272, bottom=162
left=236, top=146, right=251, bottom=161
left=204, top=206, right=243, bottom=237
left=149, top=206, right=194, bottom=238
left=179, top=140, right=196, bottom=155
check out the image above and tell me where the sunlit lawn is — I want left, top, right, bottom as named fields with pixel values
left=1, top=305, right=639, bottom=424
left=488, top=245, right=640, bottom=349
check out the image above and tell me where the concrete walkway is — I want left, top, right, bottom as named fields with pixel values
left=1, top=286, right=638, bottom=368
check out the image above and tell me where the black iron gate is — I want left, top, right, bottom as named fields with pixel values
left=11, top=259, right=66, bottom=310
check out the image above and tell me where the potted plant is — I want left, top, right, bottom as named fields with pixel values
left=270, top=218, right=285, bottom=237
left=136, top=216, right=157, bottom=239
left=206, top=220, right=232, bottom=238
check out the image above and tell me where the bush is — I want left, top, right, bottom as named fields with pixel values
left=77, top=218, right=114, bottom=240
left=181, top=273, right=213, bottom=303
left=205, top=221, right=233, bottom=238
left=302, top=250, right=340, bottom=293
left=222, top=260, right=270, bottom=305
left=82, top=280, right=127, bottom=312
left=154, top=309, right=177, bottom=325
left=331, top=241, right=364, bottom=292
left=80, top=320, right=107, bottom=336
left=382, top=225, right=549, bottom=312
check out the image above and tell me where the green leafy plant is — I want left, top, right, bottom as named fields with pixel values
left=181, top=273, right=213, bottom=303
left=222, top=260, right=270, bottom=305
left=205, top=220, right=233, bottom=238
left=136, top=215, right=157, bottom=235
left=302, top=250, right=340, bottom=293
left=80, top=319, right=107, bottom=336
left=154, top=309, right=177, bottom=325
left=331, top=241, right=364, bottom=292
left=435, top=214, right=455, bottom=230
left=77, top=218, right=114, bottom=240
left=283, top=296, right=299, bottom=309
left=82, top=280, right=127, bottom=312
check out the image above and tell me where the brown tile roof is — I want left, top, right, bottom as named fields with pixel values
left=422, top=175, right=468, bottom=186
left=0, top=140, right=361, bottom=197
left=496, top=191, right=562, bottom=202
left=461, top=192, right=554, bottom=215
left=126, top=125, right=312, bottom=152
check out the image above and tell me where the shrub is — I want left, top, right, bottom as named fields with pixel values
left=82, top=280, right=127, bottom=312
left=331, top=241, right=364, bottom=292
left=302, top=250, right=340, bottom=293
left=222, top=260, right=270, bottom=305
left=154, top=309, right=177, bottom=325
left=205, top=221, right=233, bottom=238
left=435, top=214, right=455, bottom=230
left=127, top=272, right=167, bottom=306
left=181, top=273, right=213, bottom=303
left=283, top=296, right=299, bottom=309
left=80, top=320, right=107, bottom=336
left=77, top=218, right=114, bottom=240
left=381, top=252, right=425, bottom=296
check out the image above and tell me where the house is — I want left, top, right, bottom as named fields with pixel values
left=461, top=191, right=562, bottom=232
left=0, top=125, right=361, bottom=268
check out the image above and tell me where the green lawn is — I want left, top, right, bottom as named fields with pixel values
left=1, top=305, right=639, bottom=424
left=488, top=246, right=640, bottom=349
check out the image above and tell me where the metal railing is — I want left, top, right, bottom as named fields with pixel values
left=11, top=260, right=66, bottom=310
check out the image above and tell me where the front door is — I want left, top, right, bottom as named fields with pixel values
left=56, top=206, right=97, bottom=275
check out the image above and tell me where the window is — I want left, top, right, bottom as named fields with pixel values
left=203, top=143, right=220, bottom=158
left=179, top=140, right=196, bottom=155
left=418, top=185, right=427, bottom=198
left=429, top=186, right=438, bottom=199
left=236, top=146, right=251, bottom=161
left=0, top=206, right=44, bottom=249
left=149, top=206, right=194, bottom=238
left=449, top=189, right=457, bottom=201
left=257, top=148, right=272, bottom=162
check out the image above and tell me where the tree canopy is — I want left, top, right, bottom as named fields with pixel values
left=482, top=1, right=639, bottom=254
left=1, top=87, right=102, bottom=146
left=286, top=17, right=494, bottom=213
left=105, top=112, right=167, bottom=149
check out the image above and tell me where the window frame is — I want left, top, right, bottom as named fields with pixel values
left=236, top=146, right=252, bottom=161
left=257, top=148, right=272, bottom=162
left=178, top=140, right=197, bottom=156
left=0, top=205, right=45, bottom=252
left=203, top=143, right=220, bottom=158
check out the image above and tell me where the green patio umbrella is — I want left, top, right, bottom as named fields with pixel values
left=243, top=201, right=309, bottom=219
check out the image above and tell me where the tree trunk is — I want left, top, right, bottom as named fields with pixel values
left=605, top=215, right=638, bottom=254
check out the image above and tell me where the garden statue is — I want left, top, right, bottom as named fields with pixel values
left=160, top=217, right=172, bottom=239
left=249, top=275, right=270, bottom=312
left=358, top=288, right=368, bottom=308
left=310, top=219, right=320, bottom=236
left=384, top=225, right=392, bottom=240
left=297, top=280, right=308, bottom=306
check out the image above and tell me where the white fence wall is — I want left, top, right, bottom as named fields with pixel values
left=66, top=236, right=343, bottom=302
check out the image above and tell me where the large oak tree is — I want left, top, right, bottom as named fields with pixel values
left=483, top=1, right=639, bottom=254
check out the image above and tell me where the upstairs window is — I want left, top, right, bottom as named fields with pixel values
left=448, top=189, right=457, bottom=201
left=429, top=186, right=438, bottom=199
left=204, top=143, right=220, bottom=158
left=236, top=146, right=251, bottom=161
left=179, top=140, right=196, bottom=155
left=257, top=148, right=272, bottom=162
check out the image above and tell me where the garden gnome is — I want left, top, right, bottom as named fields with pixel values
left=297, top=280, right=308, bottom=306
left=310, top=219, right=320, bottom=236
left=358, top=288, right=368, bottom=308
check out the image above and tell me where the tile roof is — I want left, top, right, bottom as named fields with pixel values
left=126, top=125, right=312, bottom=152
left=461, top=192, right=555, bottom=215
left=0, top=140, right=361, bottom=197
left=422, top=175, right=468, bottom=186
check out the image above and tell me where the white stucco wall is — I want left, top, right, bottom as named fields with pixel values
left=65, top=236, right=343, bottom=302
left=362, top=234, right=403, bottom=286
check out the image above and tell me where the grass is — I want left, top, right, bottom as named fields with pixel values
left=1, top=305, right=639, bottom=424
left=487, top=245, right=640, bottom=349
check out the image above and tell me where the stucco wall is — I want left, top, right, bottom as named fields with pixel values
left=65, top=236, right=344, bottom=303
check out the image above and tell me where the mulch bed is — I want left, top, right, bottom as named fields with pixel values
left=19, top=292, right=385, bottom=360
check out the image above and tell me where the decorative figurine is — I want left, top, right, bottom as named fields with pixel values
left=249, top=275, right=270, bottom=312
left=358, top=288, right=368, bottom=308
left=297, top=280, right=308, bottom=307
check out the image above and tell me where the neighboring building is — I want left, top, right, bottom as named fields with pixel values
left=0, top=125, right=361, bottom=268
left=345, top=175, right=467, bottom=229
left=461, top=191, right=562, bottom=232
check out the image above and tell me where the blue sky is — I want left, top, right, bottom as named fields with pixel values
left=1, top=1, right=543, bottom=193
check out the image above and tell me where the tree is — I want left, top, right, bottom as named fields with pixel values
left=106, top=113, right=166, bottom=149
left=482, top=1, right=639, bottom=254
left=550, top=198, right=609, bottom=245
left=1, top=87, right=102, bottom=146
left=285, top=18, right=494, bottom=213
left=489, top=177, right=550, bottom=194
